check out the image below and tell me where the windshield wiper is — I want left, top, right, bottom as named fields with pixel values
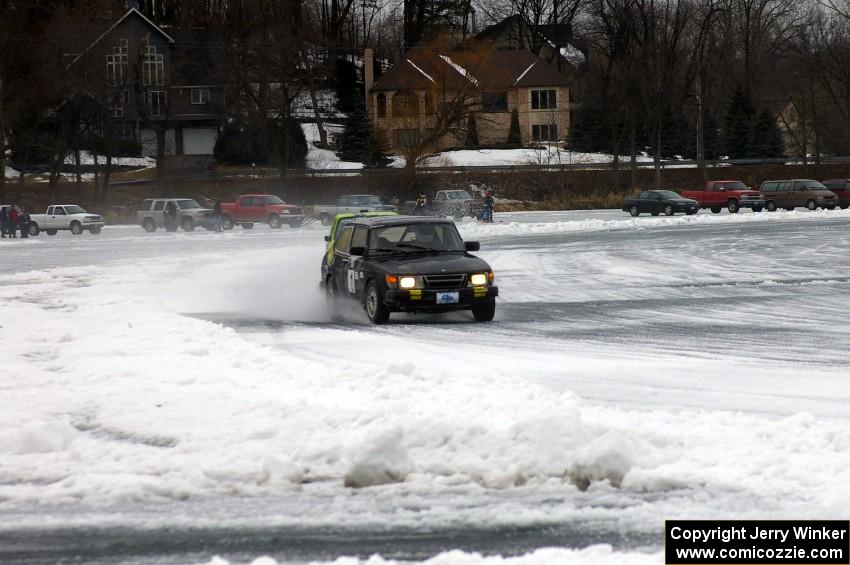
left=395, top=243, right=438, bottom=252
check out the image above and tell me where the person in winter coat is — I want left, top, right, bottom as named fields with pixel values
left=19, top=209, right=30, bottom=238
left=213, top=200, right=223, bottom=232
left=0, top=207, right=8, bottom=238
left=164, top=201, right=178, bottom=232
left=483, top=191, right=495, bottom=223
left=7, top=206, right=19, bottom=238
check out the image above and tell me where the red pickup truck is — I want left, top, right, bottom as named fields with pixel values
left=221, top=194, right=303, bottom=229
left=680, top=180, right=765, bottom=213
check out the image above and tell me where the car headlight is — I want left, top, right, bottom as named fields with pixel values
left=399, top=276, right=417, bottom=289
left=280, top=209, right=290, bottom=214
left=470, top=273, right=488, bottom=286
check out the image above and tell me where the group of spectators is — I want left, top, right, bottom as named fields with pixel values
left=0, top=205, right=32, bottom=239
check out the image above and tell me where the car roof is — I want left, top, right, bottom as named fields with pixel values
left=351, top=215, right=455, bottom=227
left=239, top=193, right=278, bottom=197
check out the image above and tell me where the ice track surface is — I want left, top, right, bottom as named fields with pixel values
left=2, top=209, right=850, bottom=565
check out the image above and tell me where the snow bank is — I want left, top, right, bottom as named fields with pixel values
left=62, top=151, right=156, bottom=168
left=458, top=208, right=850, bottom=240
left=344, top=426, right=413, bottom=487
left=0, top=420, right=79, bottom=454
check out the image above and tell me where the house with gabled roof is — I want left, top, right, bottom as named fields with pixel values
left=365, top=36, right=573, bottom=153
left=65, top=6, right=222, bottom=163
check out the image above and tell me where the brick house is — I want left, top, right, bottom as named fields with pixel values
left=66, top=7, right=222, bottom=162
left=365, top=40, right=572, bottom=153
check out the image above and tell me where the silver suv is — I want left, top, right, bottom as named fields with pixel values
left=137, top=198, right=214, bottom=232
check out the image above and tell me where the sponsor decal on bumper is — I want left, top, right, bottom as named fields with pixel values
left=385, top=287, right=498, bottom=309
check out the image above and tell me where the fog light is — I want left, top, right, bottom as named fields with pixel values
left=470, top=273, right=488, bottom=286
left=399, top=276, right=416, bottom=289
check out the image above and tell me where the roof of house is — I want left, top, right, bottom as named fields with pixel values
left=68, top=8, right=175, bottom=67
left=371, top=42, right=570, bottom=92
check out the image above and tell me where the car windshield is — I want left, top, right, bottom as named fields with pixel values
left=64, top=205, right=86, bottom=214
left=448, top=190, right=471, bottom=200
left=177, top=199, right=202, bottom=210
left=724, top=182, right=747, bottom=190
left=804, top=181, right=827, bottom=190
left=260, top=195, right=285, bottom=204
left=655, top=191, right=681, bottom=199
left=369, top=223, right=465, bottom=252
left=353, top=195, right=381, bottom=206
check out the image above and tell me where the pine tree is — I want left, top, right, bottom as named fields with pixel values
left=465, top=113, right=479, bottom=148
left=336, top=102, right=372, bottom=164
left=723, top=86, right=756, bottom=159
left=753, top=109, right=784, bottom=158
left=702, top=113, right=721, bottom=160
left=507, top=108, right=521, bottom=146
left=369, top=127, right=392, bottom=168
left=333, top=58, right=360, bottom=115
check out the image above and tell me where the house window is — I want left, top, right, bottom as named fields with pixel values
left=106, top=40, right=128, bottom=85
left=110, top=90, right=130, bottom=118
left=482, top=91, right=508, bottom=112
left=142, top=43, right=165, bottom=86
left=191, top=88, right=210, bottom=104
left=532, top=124, right=558, bottom=142
left=113, top=122, right=135, bottom=141
left=146, top=90, right=167, bottom=117
left=392, top=91, right=419, bottom=118
left=393, top=128, right=419, bottom=147
left=376, top=93, right=387, bottom=118
left=531, top=89, right=557, bottom=110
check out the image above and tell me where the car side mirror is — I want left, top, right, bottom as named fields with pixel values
left=349, top=246, right=365, bottom=256
left=324, top=235, right=329, bottom=242
left=465, top=241, right=480, bottom=252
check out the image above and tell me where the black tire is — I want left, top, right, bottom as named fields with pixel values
left=364, top=279, right=390, bottom=324
left=629, top=205, right=640, bottom=217
left=182, top=217, right=195, bottom=232
left=324, top=277, right=342, bottom=321
left=70, top=221, right=83, bottom=235
left=710, top=207, right=722, bottom=214
left=752, top=206, right=763, bottom=213
left=320, top=213, right=331, bottom=226
left=89, top=225, right=101, bottom=235
left=289, top=219, right=303, bottom=228
left=806, top=199, right=817, bottom=211
left=46, top=230, right=57, bottom=236
left=268, top=214, right=282, bottom=229
left=651, top=211, right=659, bottom=216
left=841, top=205, right=849, bottom=210
left=28, top=223, right=40, bottom=236
left=663, top=204, right=674, bottom=216
left=222, top=215, right=234, bottom=230
left=727, top=199, right=739, bottom=213
left=472, top=298, right=496, bottom=322
left=766, top=201, right=777, bottom=212
left=143, top=218, right=157, bottom=232
left=785, top=207, right=795, bottom=211
left=686, top=210, right=698, bottom=215
left=241, top=223, right=254, bottom=230
left=826, top=205, right=836, bottom=210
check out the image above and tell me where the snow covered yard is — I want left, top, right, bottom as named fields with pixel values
left=2, top=210, right=850, bottom=564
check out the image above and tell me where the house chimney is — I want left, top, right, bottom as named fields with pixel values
left=364, top=48, right=374, bottom=115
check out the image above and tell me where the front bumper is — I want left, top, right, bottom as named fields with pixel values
left=81, top=220, right=105, bottom=227
left=739, top=197, right=766, bottom=209
left=385, top=286, right=499, bottom=311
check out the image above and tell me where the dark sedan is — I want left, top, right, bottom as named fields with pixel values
left=321, top=216, right=499, bottom=324
left=623, top=190, right=700, bottom=216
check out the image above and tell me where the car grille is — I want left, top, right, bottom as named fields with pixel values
left=424, top=274, right=467, bottom=289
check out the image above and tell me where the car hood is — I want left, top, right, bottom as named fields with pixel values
left=367, top=253, right=491, bottom=274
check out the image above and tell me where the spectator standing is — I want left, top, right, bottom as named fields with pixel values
left=213, top=200, right=223, bottom=232
left=164, top=201, right=178, bottom=232
left=483, top=191, right=495, bottom=223
left=19, top=209, right=30, bottom=238
left=7, top=206, right=19, bottom=238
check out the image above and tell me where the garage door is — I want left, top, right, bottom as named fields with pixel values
left=183, top=128, right=218, bottom=155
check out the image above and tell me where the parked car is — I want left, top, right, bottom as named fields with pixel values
left=680, top=180, right=765, bottom=213
left=759, top=180, right=839, bottom=211
left=821, top=179, right=850, bottom=209
left=321, top=216, right=498, bottom=324
left=136, top=198, right=214, bottom=232
left=322, top=211, right=399, bottom=285
left=221, top=194, right=303, bottom=229
left=28, top=205, right=104, bottom=235
left=312, top=194, right=397, bottom=226
left=622, top=190, right=700, bottom=216
left=403, top=189, right=484, bottom=220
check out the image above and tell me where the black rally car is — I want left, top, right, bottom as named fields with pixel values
left=322, top=216, right=499, bottom=324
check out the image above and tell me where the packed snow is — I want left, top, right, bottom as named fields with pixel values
left=2, top=209, right=850, bottom=563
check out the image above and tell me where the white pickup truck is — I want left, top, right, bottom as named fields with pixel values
left=29, top=204, right=105, bottom=235
left=311, top=194, right=397, bottom=225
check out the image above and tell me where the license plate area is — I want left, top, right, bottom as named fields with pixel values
left=435, top=291, right=459, bottom=304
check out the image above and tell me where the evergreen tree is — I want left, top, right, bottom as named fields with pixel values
left=753, top=109, right=784, bottom=158
left=336, top=100, right=391, bottom=167
left=465, top=113, right=479, bottom=148
left=507, top=108, right=521, bottom=146
left=214, top=120, right=269, bottom=165
left=723, top=86, right=756, bottom=159
left=702, top=113, right=721, bottom=160
left=333, top=58, right=360, bottom=116
left=369, top=127, right=393, bottom=168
